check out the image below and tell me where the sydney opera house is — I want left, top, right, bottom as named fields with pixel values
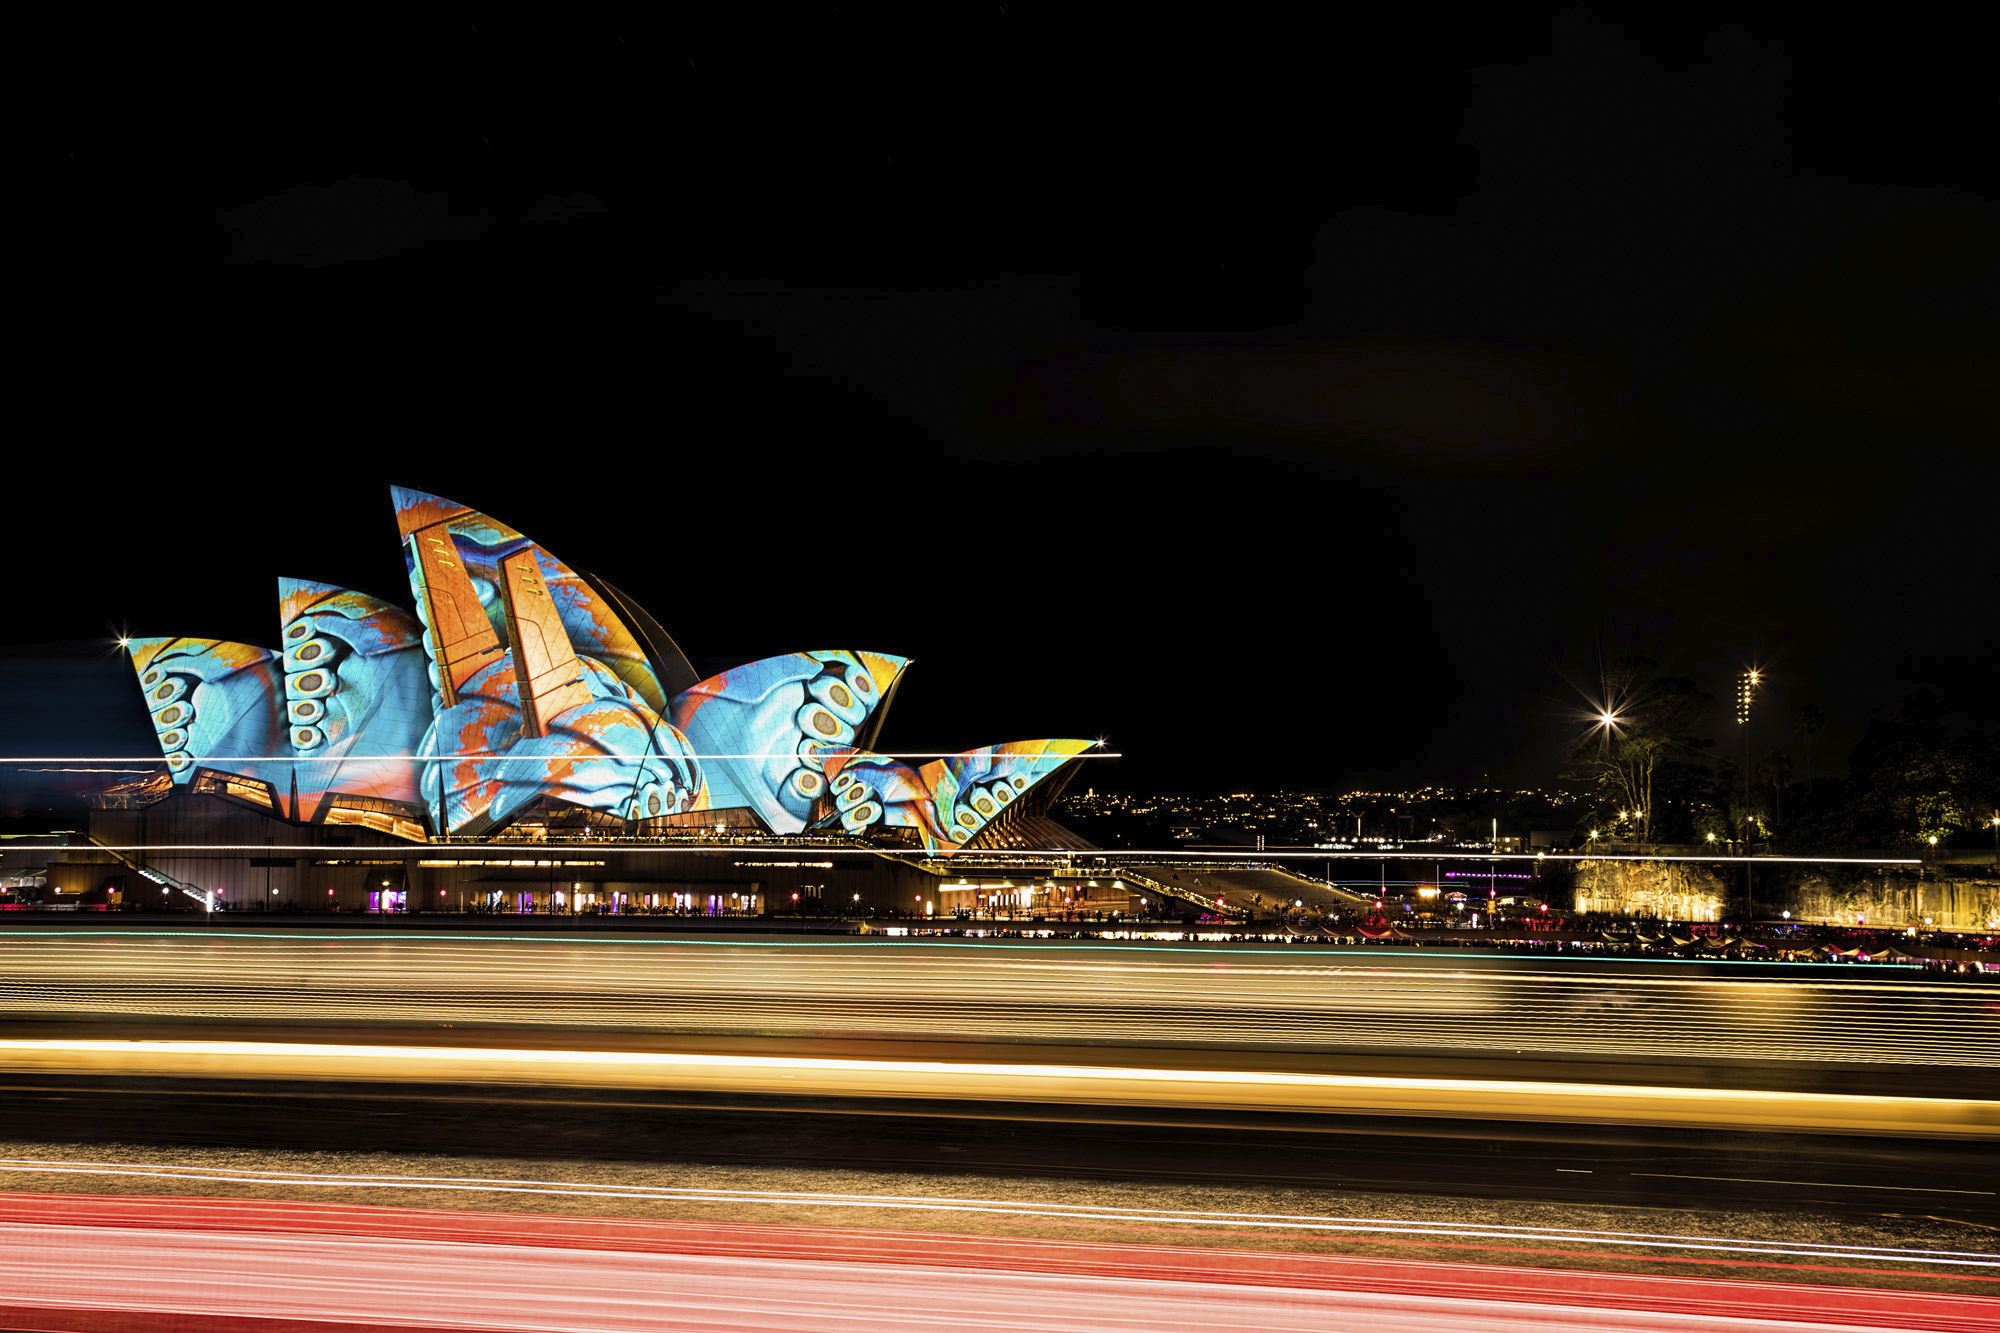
left=58, top=489, right=1102, bottom=915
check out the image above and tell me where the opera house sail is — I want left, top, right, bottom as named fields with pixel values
left=119, top=489, right=1089, bottom=853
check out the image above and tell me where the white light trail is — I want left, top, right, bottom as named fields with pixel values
left=0, top=753, right=1123, bottom=763
left=57, top=843, right=1925, bottom=864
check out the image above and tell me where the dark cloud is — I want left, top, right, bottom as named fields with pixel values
left=522, top=192, right=608, bottom=226
left=218, top=176, right=493, bottom=268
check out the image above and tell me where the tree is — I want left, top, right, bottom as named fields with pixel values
left=1562, top=659, right=1716, bottom=844
left=1754, top=750, right=1794, bottom=830
left=1794, top=704, right=1825, bottom=811
left=1804, top=687, right=2000, bottom=849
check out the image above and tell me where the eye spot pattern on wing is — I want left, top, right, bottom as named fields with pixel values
left=144, top=672, right=196, bottom=773
left=281, top=629, right=343, bottom=752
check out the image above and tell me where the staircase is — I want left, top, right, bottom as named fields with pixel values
left=84, top=835, right=215, bottom=910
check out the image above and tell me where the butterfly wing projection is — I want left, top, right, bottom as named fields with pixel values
left=121, top=489, right=1093, bottom=846
left=275, top=578, right=431, bottom=822
left=818, top=738, right=1093, bottom=853
left=392, top=486, right=669, bottom=713
left=669, top=650, right=910, bottom=834
left=400, top=503, right=704, bottom=835
left=127, top=637, right=284, bottom=790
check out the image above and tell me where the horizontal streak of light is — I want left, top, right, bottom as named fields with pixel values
left=1631, top=1173, right=1994, bottom=1195
left=4, top=937, right=1993, bottom=1072
left=0, top=1004, right=1974, bottom=1064
left=56, top=843, right=1929, bottom=865
left=0, top=1040, right=1993, bottom=1139
left=12, top=1220, right=1986, bottom=1333
left=5, top=930, right=1983, bottom=980
left=0, top=753, right=1121, bottom=762
left=8, top=945, right=1987, bottom=998
left=3, top=1157, right=1993, bottom=1268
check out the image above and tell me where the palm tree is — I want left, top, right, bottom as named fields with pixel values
left=1795, top=704, right=1825, bottom=811
left=1754, top=751, right=1794, bottom=830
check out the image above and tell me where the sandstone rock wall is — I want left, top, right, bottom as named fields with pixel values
left=1573, top=859, right=1727, bottom=921
left=1783, top=871, right=2000, bottom=932
left=1572, top=859, right=2000, bottom=931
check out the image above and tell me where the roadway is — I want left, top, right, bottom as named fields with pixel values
left=4, top=929, right=1996, bottom=1072
left=3, top=1073, right=1998, bottom=1235
left=3, top=926, right=1996, bottom=1327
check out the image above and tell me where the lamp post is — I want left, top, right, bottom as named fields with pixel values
left=1736, top=668, right=1761, bottom=915
left=1736, top=669, right=1760, bottom=838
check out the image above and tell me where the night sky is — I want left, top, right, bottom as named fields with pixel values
left=14, top=10, right=1996, bottom=799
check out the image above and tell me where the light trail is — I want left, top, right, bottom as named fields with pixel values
left=1631, top=1174, right=1992, bottom=1194
left=3, top=935, right=1994, bottom=1069
left=2, top=1199, right=1995, bottom=1331
left=0, top=752, right=1125, bottom=762
left=1, top=1159, right=1993, bottom=1269
left=0, top=1040, right=1994, bottom=1136
left=56, top=841, right=1925, bottom=863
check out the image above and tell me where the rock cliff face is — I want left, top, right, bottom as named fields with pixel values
left=1573, top=859, right=1727, bottom=921
left=1782, top=871, right=2000, bottom=932
left=1572, top=860, right=2000, bottom=931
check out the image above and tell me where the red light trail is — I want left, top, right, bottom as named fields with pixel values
left=0, top=1193, right=1992, bottom=1332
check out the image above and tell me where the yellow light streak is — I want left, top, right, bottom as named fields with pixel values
left=0, top=1040, right=1991, bottom=1138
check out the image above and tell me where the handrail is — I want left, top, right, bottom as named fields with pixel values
left=83, top=835, right=214, bottom=911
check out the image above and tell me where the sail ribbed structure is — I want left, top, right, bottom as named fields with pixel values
left=126, top=491, right=1092, bottom=851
